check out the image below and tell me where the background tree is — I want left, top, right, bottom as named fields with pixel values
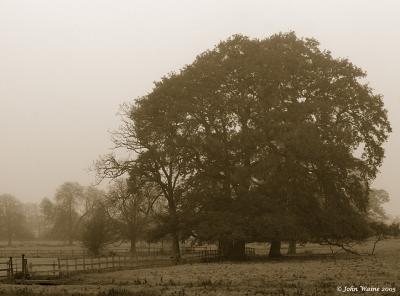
left=0, top=194, right=31, bottom=245
left=106, top=177, right=160, bottom=254
left=22, top=202, right=41, bottom=239
left=81, top=202, right=113, bottom=255
left=39, top=197, right=56, bottom=238
left=52, top=182, right=84, bottom=244
left=84, top=186, right=105, bottom=212
left=367, top=189, right=390, bottom=222
left=39, top=184, right=105, bottom=243
left=364, top=188, right=399, bottom=254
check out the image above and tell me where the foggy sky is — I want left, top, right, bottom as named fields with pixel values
left=1, top=0, right=399, bottom=216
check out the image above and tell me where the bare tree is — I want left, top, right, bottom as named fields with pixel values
left=106, top=177, right=160, bottom=254
left=97, top=103, right=191, bottom=262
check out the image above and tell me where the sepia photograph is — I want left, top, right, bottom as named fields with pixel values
left=0, top=1, right=399, bottom=295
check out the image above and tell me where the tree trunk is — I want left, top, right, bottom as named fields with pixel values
left=218, top=239, right=230, bottom=259
left=287, top=240, right=296, bottom=255
left=269, top=240, right=282, bottom=258
left=219, top=239, right=246, bottom=260
left=167, top=199, right=181, bottom=263
left=231, top=240, right=246, bottom=260
left=68, top=201, right=73, bottom=246
left=130, top=237, right=137, bottom=254
left=171, top=231, right=181, bottom=263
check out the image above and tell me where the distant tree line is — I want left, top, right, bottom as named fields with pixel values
left=95, top=32, right=399, bottom=260
left=37, top=181, right=162, bottom=255
left=0, top=180, right=161, bottom=254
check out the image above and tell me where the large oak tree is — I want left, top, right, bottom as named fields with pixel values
left=99, top=32, right=390, bottom=260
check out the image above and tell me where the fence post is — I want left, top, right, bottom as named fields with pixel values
left=10, top=257, right=14, bottom=278
left=57, top=258, right=61, bottom=277
left=91, top=257, right=93, bottom=271
left=21, top=254, right=26, bottom=279
left=7, top=257, right=13, bottom=279
left=66, top=258, right=69, bottom=275
left=83, top=256, right=86, bottom=271
left=53, top=260, right=56, bottom=276
left=75, top=258, right=77, bottom=271
left=98, top=257, right=100, bottom=270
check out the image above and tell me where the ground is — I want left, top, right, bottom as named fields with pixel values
left=0, top=239, right=399, bottom=296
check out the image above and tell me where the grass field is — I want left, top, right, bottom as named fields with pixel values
left=0, top=239, right=399, bottom=296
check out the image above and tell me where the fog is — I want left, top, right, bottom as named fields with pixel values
left=1, top=0, right=399, bottom=216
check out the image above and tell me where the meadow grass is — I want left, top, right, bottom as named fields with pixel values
left=0, top=239, right=398, bottom=295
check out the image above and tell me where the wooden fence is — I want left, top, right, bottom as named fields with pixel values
left=0, top=247, right=257, bottom=280
left=28, top=255, right=173, bottom=277
left=27, top=249, right=224, bottom=277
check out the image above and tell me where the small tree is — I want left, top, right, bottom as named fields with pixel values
left=81, top=203, right=113, bottom=256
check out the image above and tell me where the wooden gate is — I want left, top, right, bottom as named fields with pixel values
left=0, top=257, right=14, bottom=280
